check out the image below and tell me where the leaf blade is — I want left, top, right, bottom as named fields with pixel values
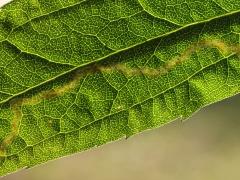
left=0, top=0, right=240, bottom=176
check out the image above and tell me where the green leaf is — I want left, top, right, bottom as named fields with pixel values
left=0, top=0, right=240, bottom=176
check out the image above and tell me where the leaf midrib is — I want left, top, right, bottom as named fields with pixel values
left=4, top=52, right=237, bottom=158
left=0, top=10, right=239, bottom=105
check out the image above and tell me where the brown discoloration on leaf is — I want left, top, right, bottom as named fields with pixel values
left=0, top=70, right=85, bottom=156
left=0, top=99, right=22, bottom=156
left=0, top=38, right=239, bottom=156
left=99, top=39, right=240, bottom=77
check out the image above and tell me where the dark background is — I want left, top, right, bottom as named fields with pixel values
left=2, top=95, right=240, bottom=180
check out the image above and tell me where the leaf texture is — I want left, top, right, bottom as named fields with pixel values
left=0, top=0, right=240, bottom=176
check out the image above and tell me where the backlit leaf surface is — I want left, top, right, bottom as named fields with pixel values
left=0, top=0, right=240, bottom=176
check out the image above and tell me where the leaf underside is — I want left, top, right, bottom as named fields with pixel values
left=0, top=0, right=240, bottom=176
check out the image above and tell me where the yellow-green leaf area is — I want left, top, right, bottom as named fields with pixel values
left=0, top=0, right=240, bottom=176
